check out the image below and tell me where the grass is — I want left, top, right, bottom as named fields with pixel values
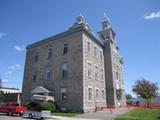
left=115, top=107, right=160, bottom=120
left=52, top=112, right=79, bottom=117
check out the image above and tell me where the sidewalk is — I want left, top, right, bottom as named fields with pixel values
left=49, top=107, right=133, bottom=120
left=50, top=116, right=100, bottom=120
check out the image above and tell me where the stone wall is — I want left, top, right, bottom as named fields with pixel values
left=22, top=29, right=84, bottom=112
left=82, top=32, right=107, bottom=112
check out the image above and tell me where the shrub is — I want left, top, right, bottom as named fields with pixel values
left=24, top=101, right=56, bottom=112
left=41, top=103, right=56, bottom=112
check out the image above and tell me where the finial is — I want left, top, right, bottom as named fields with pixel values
left=76, top=14, right=85, bottom=24
left=79, top=12, right=83, bottom=17
left=101, top=12, right=111, bottom=29
left=102, top=12, right=110, bottom=21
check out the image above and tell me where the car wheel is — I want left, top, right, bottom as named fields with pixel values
left=29, top=113, right=33, bottom=118
left=8, top=110, right=13, bottom=116
left=16, top=112, right=23, bottom=116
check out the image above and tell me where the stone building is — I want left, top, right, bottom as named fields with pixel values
left=22, top=15, right=126, bottom=112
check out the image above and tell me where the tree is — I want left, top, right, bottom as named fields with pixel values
left=132, top=78, right=159, bottom=107
left=0, top=75, right=2, bottom=88
left=126, top=93, right=133, bottom=100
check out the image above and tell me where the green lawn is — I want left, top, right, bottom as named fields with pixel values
left=115, top=108, right=160, bottom=120
left=52, top=112, right=79, bottom=117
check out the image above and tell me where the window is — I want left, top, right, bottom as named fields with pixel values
left=34, top=52, right=39, bottom=62
left=94, top=46, right=97, bottom=56
left=112, top=54, right=116, bottom=64
left=45, top=71, right=51, bottom=80
left=100, top=69, right=104, bottom=80
left=88, top=62, right=92, bottom=78
left=61, top=63, right=68, bottom=79
left=101, top=90, right=105, bottom=101
left=62, top=44, right=68, bottom=55
left=96, top=88, right=99, bottom=101
left=60, top=88, right=67, bottom=101
left=116, top=71, right=119, bottom=80
left=100, top=51, right=103, bottom=60
left=113, top=70, right=116, bottom=80
left=87, top=42, right=91, bottom=52
left=88, top=87, right=92, bottom=101
left=95, top=66, right=98, bottom=79
left=47, top=48, right=52, bottom=59
left=32, top=72, right=37, bottom=81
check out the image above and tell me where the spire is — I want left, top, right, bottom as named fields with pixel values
left=70, top=14, right=91, bottom=31
left=101, top=13, right=111, bottom=30
left=76, top=14, right=85, bottom=24
left=97, top=13, right=116, bottom=41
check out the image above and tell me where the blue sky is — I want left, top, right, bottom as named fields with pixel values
left=0, top=0, right=160, bottom=96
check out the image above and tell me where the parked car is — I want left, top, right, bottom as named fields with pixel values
left=0, top=102, right=27, bottom=116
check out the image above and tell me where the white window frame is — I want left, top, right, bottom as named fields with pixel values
left=47, top=48, right=52, bottom=59
left=61, top=63, right=68, bottom=79
left=45, top=70, right=51, bottom=80
left=94, top=65, right=98, bottom=80
left=95, top=88, right=100, bottom=102
left=94, top=46, right=97, bottom=57
left=62, top=43, right=68, bottom=55
left=87, top=86, right=93, bottom=102
left=34, top=52, right=39, bottom=62
left=32, top=71, right=37, bottom=81
left=99, top=50, right=103, bottom=61
left=60, top=88, right=67, bottom=101
left=87, top=41, right=91, bottom=53
left=87, top=62, right=92, bottom=78
left=101, top=89, right=105, bottom=102
left=100, top=68, right=104, bottom=81
left=116, top=71, right=119, bottom=80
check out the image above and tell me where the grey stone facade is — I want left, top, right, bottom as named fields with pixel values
left=22, top=15, right=126, bottom=112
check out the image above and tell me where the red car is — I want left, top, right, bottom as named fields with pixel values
left=0, top=102, right=27, bottom=116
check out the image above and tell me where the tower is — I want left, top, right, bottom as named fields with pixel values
left=98, top=16, right=126, bottom=107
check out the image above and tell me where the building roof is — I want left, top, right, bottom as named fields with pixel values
left=27, top=17, right=104, bottom=49
left=0, top=87, right=19, bottom=90
left=30, top=86, right=51, bottom=94
left=0, top=87, right=20, bottom=93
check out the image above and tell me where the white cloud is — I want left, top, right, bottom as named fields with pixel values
left=14, top=45, right=25, bottom=52
left=2, top=79, right=9, bottom=83
left=8, top=64, right=21, bottom=70
left=0, top=33, right=7, bottom=39
left=6, top=71, right=13, bottom=75
left=144, top=11, right=160, bottom=20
